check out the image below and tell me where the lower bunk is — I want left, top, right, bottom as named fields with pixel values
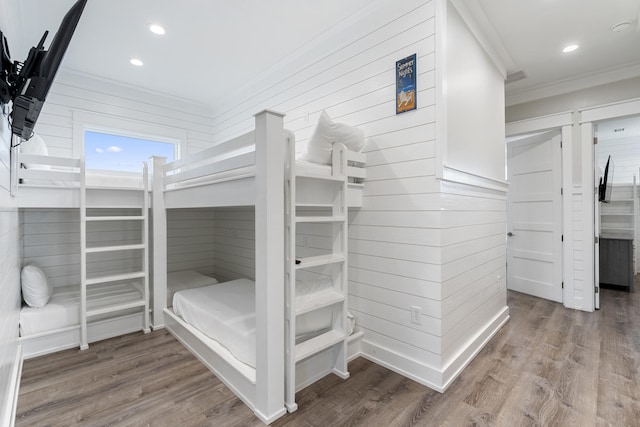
left=19, top=282, right=147, bottom=359
left=164, top=273, right=363, bottom=424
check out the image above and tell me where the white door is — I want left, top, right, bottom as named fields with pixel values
left=507, top=131, right=563, bottom=302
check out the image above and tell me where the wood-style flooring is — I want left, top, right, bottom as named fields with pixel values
left=16, top=288, right=640, bottom=426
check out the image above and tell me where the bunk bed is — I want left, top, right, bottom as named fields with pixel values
left=16, top=148, right=151, bottom=358
left=151, top=110, right=366, bottom=424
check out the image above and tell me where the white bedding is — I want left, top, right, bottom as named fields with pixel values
left=19, top=282, right=142, bottom=336
left=167, top=270, right=218, bottom=306
left=172, top=278, right=335, bottom=368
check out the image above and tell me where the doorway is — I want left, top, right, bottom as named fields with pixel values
left=506, top=130, right=563, bottom=302
left=592, top=115, right=640, bottom=308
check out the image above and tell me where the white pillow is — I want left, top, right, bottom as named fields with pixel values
left=20, top=133, right=50, bottom=170
left=21, top=264, right=53, bottom=308
left=300, top=111, right=365, bottom=164
left=168, top=270, right=219, bottom=288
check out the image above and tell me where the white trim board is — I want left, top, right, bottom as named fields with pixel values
left=359, top=307, right=509, bottom=392
left=506, top=111, right=573, bottom=136
left=1, top=344, right=22, bottom=427
left=580, top=97, right=640, bottom=123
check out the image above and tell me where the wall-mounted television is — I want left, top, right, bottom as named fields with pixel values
left=598, top=155, right=614, bottom=203
left=0, top=0, right=87, bottom=141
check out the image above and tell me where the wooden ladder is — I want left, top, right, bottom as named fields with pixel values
left=80, top=162, right=151, bottom=350
left=285, top=143, right=350, bottom=412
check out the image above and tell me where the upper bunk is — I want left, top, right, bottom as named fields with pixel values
left=16, top=152, right=147, bottom=209
left=152, top=110, right=366, bottom=210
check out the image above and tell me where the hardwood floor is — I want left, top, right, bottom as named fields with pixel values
left=16, top=288, right=640, bottom=426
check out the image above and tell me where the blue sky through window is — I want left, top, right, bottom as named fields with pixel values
left=85, top=131, right=175, bottom=172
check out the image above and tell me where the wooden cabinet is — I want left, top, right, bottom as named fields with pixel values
left=599, top=234, right=633, bottom=290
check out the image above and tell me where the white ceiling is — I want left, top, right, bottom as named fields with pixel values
left=468, top=0, right=640, bottom=105
left=10, top=0, right=374, bottom=107
left=7, top=0, right=640, bottom=109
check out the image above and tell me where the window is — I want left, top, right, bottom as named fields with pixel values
left=84, top=131, right=176, bottom=172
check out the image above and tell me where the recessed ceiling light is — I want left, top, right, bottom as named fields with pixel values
left=562, top=44, right=579, bottom=53
left=130, top=58, right=144, bottom=67
left=149, top=24, right=165, bottom=35
left=610, top=21, right=631, bottom=33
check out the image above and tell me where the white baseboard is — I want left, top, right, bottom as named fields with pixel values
left=1, top=344, right=22, bottom=427
left=440, top=306, right=510, bottom=390
left=359, top=306, right=509, bottom=392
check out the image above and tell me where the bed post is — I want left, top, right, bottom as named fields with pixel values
left=151, top=156, right=167, bottom=329
left=253, top=110, right=287, bottom=423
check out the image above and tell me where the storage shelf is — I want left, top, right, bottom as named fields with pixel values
left=295, top=330, right=345, bottom=362
left=295, top=254, right=345, bottom=270
left=296, top=289, right=345, bottom=316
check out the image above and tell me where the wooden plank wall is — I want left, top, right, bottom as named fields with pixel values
left=210, top=0, right=443, bottom=386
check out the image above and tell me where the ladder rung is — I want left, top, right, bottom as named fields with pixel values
left=295, top=330, right=345, bottom=362
left=295, top=254, right=345, bottom=270
left=86, top=271, right=146, bottom=286
left=86, top=216, right=144, bottom=221
left=296, top=289, right=344, bottom=316
left=86, top=299, right=146, bottom=317
left=86, top=243, right=145, bottom=253
left=86, top=186, right=145, bottom=192
left=296, top=173, right=346, bottom=182
left=296, top=215, right=346, bottom=223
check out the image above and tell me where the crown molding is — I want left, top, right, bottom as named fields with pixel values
left=506, top=60, right=640, bottom=107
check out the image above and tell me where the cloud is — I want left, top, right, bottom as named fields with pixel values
left=95, top=148, right=104, bottom=153
left=107, top=146, right=122, bottom=153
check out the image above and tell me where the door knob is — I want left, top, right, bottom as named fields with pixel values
left=507, top=232, right=515, bottom=237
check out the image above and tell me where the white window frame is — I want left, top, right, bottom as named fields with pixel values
left=72, top=110, right=187, bottom=167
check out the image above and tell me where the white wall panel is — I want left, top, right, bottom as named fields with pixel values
left=0, top=112, right=21, bottom=426
left=209, top=0, right=441, bottom=386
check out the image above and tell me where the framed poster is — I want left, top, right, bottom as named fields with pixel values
left=396, top=54, right=417, bottom=114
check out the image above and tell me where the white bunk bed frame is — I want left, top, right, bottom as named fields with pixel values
left=16, top=153, right=150, bottom=358
left=151, top=110, right=366, bottom=424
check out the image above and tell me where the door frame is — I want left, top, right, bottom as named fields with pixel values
left=506, top=111, right=573, bottom=308
left=580, top=97, right=640, bottom=312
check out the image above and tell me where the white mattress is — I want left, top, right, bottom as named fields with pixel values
left=172, top=278, right=335, bottom=369
left=19, top=282, right=142, bottom=336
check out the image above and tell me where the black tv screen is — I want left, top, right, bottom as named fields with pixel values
left=10, top=0, right=87, bottom=140
left=599, top=155, right=614, bottom=203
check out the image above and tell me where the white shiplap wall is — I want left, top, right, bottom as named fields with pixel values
left=211, top=207, right=255, bottom=283
left=597, top=135, right=640, bottom=184
left=22, top=208, right=144, bottom=288
left=167, top=208, right=215, bottom=275
left=0, top=113, right=22, bottom=425
left=210, top=0, right=508, bottom=390
left=22, top=73, right=217, bottom=298
left=210, top=0, right=449, bottom=388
